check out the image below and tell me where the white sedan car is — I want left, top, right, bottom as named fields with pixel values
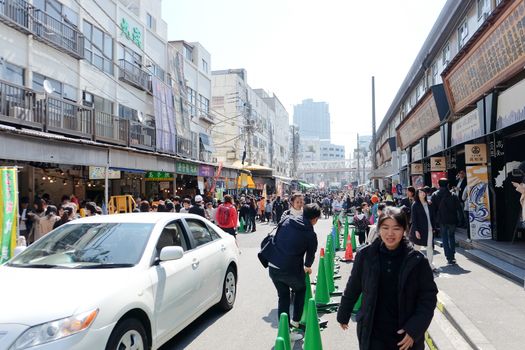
left=0, top=213, right=240, bottom=350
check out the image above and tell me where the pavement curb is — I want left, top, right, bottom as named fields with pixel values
left=425, top=331, right=439, bottom=350
left=436, top=291, right=495, bottom=350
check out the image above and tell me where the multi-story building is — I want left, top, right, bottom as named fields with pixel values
left=293, top=98, right=331, bottom=140
left=0, top=0, right=236, bottom=203
left=168, top=40, right=214, bottom=162
left=319, top=141, right=345, bottom=161
left=372, top=0, right=524, bottom=250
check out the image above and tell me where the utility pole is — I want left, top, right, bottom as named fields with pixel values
left=356, top=133, right=361, bottom=184
left=244, top=93, right=253, bottom=166
left=372, top=76, right=378, bottom=189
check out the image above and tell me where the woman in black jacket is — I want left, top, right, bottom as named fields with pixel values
left=409, top=188, right=436, bottom=269
left=337, top=207, right=437, bottom=350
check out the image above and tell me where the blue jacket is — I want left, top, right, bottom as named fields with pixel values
left=267, top=215, right=318, bottom=274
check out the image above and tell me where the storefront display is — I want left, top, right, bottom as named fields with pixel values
left=466, top=165, right=492, bottom=240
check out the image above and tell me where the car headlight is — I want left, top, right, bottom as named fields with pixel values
left=10, top=309, right=98, bottom=350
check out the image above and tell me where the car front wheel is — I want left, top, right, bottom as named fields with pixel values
left=106, top=318, right=147, bottom=350
left=218, top=266, right=236, bottom=311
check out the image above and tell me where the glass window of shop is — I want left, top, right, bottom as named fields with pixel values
left=83, top=20, right=114, bottom=74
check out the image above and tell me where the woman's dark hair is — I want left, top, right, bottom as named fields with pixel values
left=290, top=192, right=303, bottom=202
left=157, top=204, right=166, bottom=212
left=85, top=202, right=97, bottom=215
left=35, top=198, right=46, bottom=214
left=406, top=186, right=416, bottom=195
left=61, top=206, right=73, bottom=221
left=165, top=202, right=174, bottom=212
left=45, top=205, right=58, bottom=217
left=414, top=188, right=428, bottom=205
left=303, top=203, right=321, bottom=221
left=377, top=207, right=408, bottom=232
left=223, top=194, right=233, bottom=204
left=139, top=201, right=150, bottom=212
left=377, top=203, right=386, bottom=212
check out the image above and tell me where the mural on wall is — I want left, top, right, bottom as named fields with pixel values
left=466, top=166, right=492, bottom=240
left=431, top=172, right=447, bottom=188
left=411, top=175, right=424, bottom=189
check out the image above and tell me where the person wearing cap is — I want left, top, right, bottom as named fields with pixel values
left=189, top=195, right=207, bottom=218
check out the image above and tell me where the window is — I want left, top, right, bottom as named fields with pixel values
left=477, top=0, right=489, bottom=19
left=146, top=13, right=156, bottom=31
left=0, top=61, right=24, bottom=86
left=83, top=20, right=114, bottom=74
left=156, top=221, right=188, bottom=254
left=34, top=0, right=78, bottom=27
left=199, top=94, right=210, bottom=114
left=84, top=92, right=113, bottom=114
left=188, top=87, right=197, bottom=116
left=458, top=21, right=468, bottom=49
left=62, top=84, right=77, bottom=101
left=432, top=62, right=438, bottom=85
left=183, top=45, right=193, bottom=62
left=147, top=63, right=165, bottom=81
left=442, top=43, right=450, bottom=66
left=120, top=44, right=142, bottom=66
left=201, top=59, right=208, bottom=73
left=33, top=73, right=62, bottom=97
left=118, top=104, right=137, bottom=120
left=186, top=219, right=213, bottom=247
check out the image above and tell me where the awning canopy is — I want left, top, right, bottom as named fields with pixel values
left=199, top=132, right=215, bottom=152
left=237, top=173, right=256, bottom=189
left=368, top=166, right=394, bottom=179
left=298, top=181, right=316, bottom=189
left=273, top=175, right=293, bottom=185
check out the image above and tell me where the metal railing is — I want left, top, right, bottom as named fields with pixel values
left=0, top=78, right=202, bottom=159
left=0, top=0, right=31, bottom=33
left=118, top=59, right=151, bottom=92
left=32, top=9, right=84, bottom=59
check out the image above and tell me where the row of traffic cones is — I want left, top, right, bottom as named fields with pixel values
left=276, top=297, right=323, bottom=350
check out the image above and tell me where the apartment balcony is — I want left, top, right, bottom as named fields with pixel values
left=0, top=79, right=41, bottom=128
left=94, top=111, right=128, bottom=146
left=129, top=121, right=155, bottom=150
left=32, top=9, right=84, bottom=59
left=37, top=96, right=93, bottom=138
left=176, top=136, right=192, bottom=158
left=118, top=59, right=152, bottom=92
left=0, top=0, right=32, bottom=34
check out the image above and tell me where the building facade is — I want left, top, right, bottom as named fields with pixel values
left=372, top=0, right=525, bottom=245
left=293, top=98, right=331, bottom=140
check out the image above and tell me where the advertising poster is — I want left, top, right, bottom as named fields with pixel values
left=431, top=172, right=447, bottom=188
left=466, top=165, right=492, bottom=240
left=0, top=168, right=18, bottom=264
left=411, top=175, right=424, bottom=189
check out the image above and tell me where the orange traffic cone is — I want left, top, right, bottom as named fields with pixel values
left=340, top=236, right=354, bottom=262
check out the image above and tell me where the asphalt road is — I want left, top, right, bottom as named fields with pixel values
left=160, top=216, right=360, bottom=350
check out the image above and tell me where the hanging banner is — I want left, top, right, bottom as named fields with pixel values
left=0, top=168, right=18, bottom=263
left=431, top=172, right=447, bottom=188
left=430, top=157, right=446, bottom=171
left=411, top=163, right=423, bottom=175
left=465, top=144, right=487, bottom=164
left=466, top=165, right=492, bottom=240
left=411, top=175, right=424, bottom=189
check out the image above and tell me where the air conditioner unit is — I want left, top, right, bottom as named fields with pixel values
left=226, top=151, right=236, bottom=159
left=9, top=106, right=33, bottom=122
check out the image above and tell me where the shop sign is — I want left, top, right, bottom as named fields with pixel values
left=431, top=171, right=447, bottom=188
left=89, top=166, right=121, bottom=180
left=411, top=163, right=423, bottom=175
left=0, top=168, right=17, bottom=263
left=451, top=109, right=482, bottom=146
left=397, top=94, right=441, bottom=149
left=426, top=130, right=443, bottom=156
left=443, top=1, right=525, bottom=113
left=411, top=175, right=424, bottom=188
left=159, top=182, right=170, bottom=190
left=411, top=144, right=422, bottom=162
left=120, top=18, right=142, bottom=49
left=401, top=151, right=408, bottom=167
left=466, top=165, right=492, bottom=240
left=380, top=142, right=392, bottom=162
left=176, top=162, right=198, bottom=176
left=145, top=171, right=174, bottom=181
left=496, top=78, right=525, bottom=130
left=465, top=144, right=487, bottom=164
left=430, top=157, right=446, bottom=171
left=198, top=165, right=215, bottom=177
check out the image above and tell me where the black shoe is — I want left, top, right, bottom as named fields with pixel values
left=447, top=259, right=457, bottom=264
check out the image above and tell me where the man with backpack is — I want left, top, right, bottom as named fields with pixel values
left=353, top=205, right=370, bottom=245
left=216, top=195, right=238, bottom=237
left=431, top=178, right=461, bottom=264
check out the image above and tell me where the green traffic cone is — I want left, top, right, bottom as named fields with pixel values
left=353, top=294, right=363, bottom=314
left=274, top=337, right=286, bottom=350
left=300, top=273, right=313, bottom=326
left=304, top=298, right=323, bottom=350
left=351, top=227, right=358, bottom=252
left=314, top=250, right=330, bottom=305
left=239, top=217, right=245, bottom=233
left=324, top=250, right=335, bottom=294
left=343, top=216, right=349, bottom=248
left=277, top=313, right=291, bottom=350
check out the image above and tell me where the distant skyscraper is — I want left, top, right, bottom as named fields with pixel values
left=293, top=99, right=331, bottom=140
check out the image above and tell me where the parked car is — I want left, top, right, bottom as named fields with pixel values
left=0, top=213, right=240, bottom=350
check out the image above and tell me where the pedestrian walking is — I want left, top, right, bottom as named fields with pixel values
left=281, top=192, right=304, bottom=221
left=179, top=198, right=191, bottom=213
left=264, top=199, right=273, bottom=223
left=53, top=206, right=74, bottom=229
left=247, top=198, right=257, bottom=232
left=337, top=207, right=438, bottom=350
left=273, top=196, right=284, bottom=223
left=215, top=195, right=238, bottom=237
left=188, top=195, right=207, bottom=218
left=266, top=203, right=320, bottom=338
left=399, top=186, right=416, bottom=224
left=431, top=178, right=461, bottom=264
left=34, top=205, right=60, bottom=241
left=409, top=188, right=436, bottom=270
left=206, top=202, right=216, bottom=223
left=354, top=206, right=369, bottom=245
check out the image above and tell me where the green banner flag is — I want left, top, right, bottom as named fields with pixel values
left=0, top=168, right=18, bottom=264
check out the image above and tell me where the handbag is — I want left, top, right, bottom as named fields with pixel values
left=257, top=219, right=285, bottom=268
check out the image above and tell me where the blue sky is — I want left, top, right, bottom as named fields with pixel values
left=162, top=0, right=448, bottom=156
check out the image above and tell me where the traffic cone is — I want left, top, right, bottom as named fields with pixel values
left=304, top=298, right=323, bottom=350
left=341, top=236, right=354, bottom=262
left=239, top=217, right=245, bottom=233
left=277, top=313, right=291, bottom=350
left=353, top=294, right=363, bottom=314
left=314, top=249, right=330, bottom=305
left=300, top=273, right=313, bottom=326
left=350, top=227, right=358, bottom=252
left=343, top=216, right=349, bottom=248
left=274, top=337, right=286, bottom=350
left=324, top=248, right=335, bottom=294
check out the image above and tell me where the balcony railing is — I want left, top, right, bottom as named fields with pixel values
left=118, top=59, right=151, bottom=92
left=0, top=0, right=32, bottom=34
left=32, top=9, right=84, bottom=59
left=0, top=78, right=203, bottom=159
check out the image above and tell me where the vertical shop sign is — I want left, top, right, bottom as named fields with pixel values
left=0, top=168, right=18, bottom=263
left=411, top=175, right=424, bottom=189
left=466, top=165, right=492, bottom=240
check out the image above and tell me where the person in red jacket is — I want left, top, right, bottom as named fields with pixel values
left=216, top=194, right=238, bottom=237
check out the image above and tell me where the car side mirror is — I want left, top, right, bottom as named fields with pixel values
left=159, top=246, right=184, bottom=262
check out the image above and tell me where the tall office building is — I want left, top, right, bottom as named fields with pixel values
left=293, top=99, right=331, bottom=140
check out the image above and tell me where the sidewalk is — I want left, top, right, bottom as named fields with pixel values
left=430, top=244, right=525, bottom=350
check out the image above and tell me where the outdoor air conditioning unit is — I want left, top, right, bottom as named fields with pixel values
left=226, top=151, right=236, bottom=160
left=9, top=106, right=33, bottom=121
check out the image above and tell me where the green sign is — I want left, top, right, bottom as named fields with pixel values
left=145, top=171, right=173, bottom=181
left=120, top=18, right=142, bottom=49
left=176, top=162, right=199, bottom=176
left=0, top=168, right=18, bottom=263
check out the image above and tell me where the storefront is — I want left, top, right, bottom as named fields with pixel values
left=175, top=161, right=199, bottom=198
left=198, top=164, right=216, bottom=201
left=144, top=171, right=174, bottom=200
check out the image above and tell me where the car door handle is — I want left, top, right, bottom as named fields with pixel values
left=220, top=245, right=226, bottom=252
left=192, top=259, right=200, bottom=269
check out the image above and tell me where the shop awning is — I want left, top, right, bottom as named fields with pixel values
left=273, top=175, right=293, bottom=185
left=298, top=181, right=315, bottom=189
left=368, top=166, right=394, bottom=179
left=237, top=173, right=256, bottom=189
left=199, top=133, right=215, bottom=153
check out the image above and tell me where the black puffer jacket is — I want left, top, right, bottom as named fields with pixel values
left=337, top=239, right=438, bottom=350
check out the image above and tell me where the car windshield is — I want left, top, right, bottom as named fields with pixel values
left=8, top=223, right=154, bottom=268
